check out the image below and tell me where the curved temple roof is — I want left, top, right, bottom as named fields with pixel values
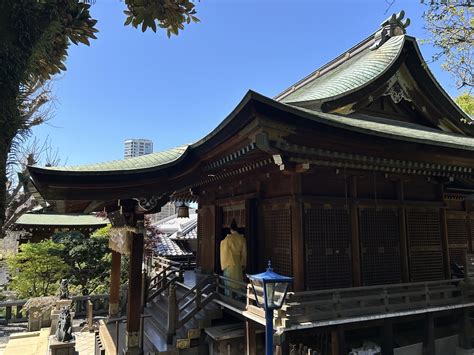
left=27, top=12, right=474, bottom=206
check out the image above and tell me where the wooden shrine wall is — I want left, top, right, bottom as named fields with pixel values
left=262, top=201, right=292, bottom=276
left=303, top=203, right=352, bottom=290
left=406, top=208, right=444, bottom=281
left=359, top=207, right=402, bottom=285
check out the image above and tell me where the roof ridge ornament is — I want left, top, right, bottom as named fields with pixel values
left=370, top=10, right=410, bottom=51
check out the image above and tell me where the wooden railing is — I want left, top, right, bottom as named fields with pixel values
left=0, top=294, right=109, bottom=324
left=147, top=258, right=184, bottom=302
left=284, top=279, right=474, bottom=327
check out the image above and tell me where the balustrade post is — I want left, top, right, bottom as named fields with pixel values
left=5, top=306, right=11, bottom=323
left=167, top=283, right=177, bottom=344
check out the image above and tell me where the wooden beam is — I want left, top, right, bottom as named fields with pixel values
left=397, top=180, right=410, bottom=282
left=349, top=176, right=361, bottom=287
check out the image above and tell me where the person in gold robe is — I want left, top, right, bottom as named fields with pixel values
left=220, top=219, right=247, bottom=297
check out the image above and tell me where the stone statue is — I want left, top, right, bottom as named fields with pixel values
left=59, top=279, right=69, bottom=299
left=55, top=308, right=73, bottom=342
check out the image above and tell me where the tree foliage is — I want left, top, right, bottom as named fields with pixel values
left=51, top=229, right=111, bottom=295
left=422, top=1, right=473, bottom=89
left=0, top=0, right=198, bottom=235
left=7, top=240, right=67, bottom=298
left=456, top=92, right=474, bottom=116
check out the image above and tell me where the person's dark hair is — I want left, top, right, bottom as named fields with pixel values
left=230, top=219, right=238, bottom=231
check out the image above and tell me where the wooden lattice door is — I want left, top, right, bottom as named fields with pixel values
left=359, top=207, right=402, bottom=285
left=304, top=205, right=352, bottom=290
left=406, top=208, right=444, bottom=281
left=197, top=205, right=216, bottom=273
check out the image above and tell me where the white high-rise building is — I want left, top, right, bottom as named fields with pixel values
left=124, top=139, right=153, bottom=159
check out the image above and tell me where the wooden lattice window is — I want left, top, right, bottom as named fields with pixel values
left=263, top=206, right=292, bottom=276
left=304, top=207, right=352, bottom=290
left=359, top=208, right=401, bottom=286
left=406, top=209, right=444, bottom=281
left=447, top=216, right=469, bottom=267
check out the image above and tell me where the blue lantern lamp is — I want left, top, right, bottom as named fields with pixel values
left=247, top=261, right=293, bottom=355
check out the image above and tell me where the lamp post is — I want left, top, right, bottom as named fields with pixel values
left=247, top=261, right=293, bottom=355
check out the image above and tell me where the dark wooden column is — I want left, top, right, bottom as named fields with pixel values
left=125, top=230, right=144, bottom=354
left=245, top=199, right=259, bottom=274
left=245, top=320, right=257, bottom=355
left=459, top=307, right=473, bottom=349
left=382, top=319, right=394, bottom=355
left=439, top=185, right=451, bottom=279
left=349, top=176, right=361, bottom=287
left=424, top=313, right=435, bottom=355
left=331, top=325, right=346, bottom=355
left=108, top=250, right=121, bottom=316
left=291, top=173, right=305, bottom=291
left=397, top=180, right=410, bottom=282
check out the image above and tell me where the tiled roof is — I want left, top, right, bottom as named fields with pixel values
left=287, top=105, right=474, bottom=151
left=42, top=146, right=188, bottom=172
left=15, top=213, right=109, bottom=226
left=279, top=35, right=404, bottom=104
left=170, top=225, right=197, bottom=240
left=153, top=233, right=193, bottom=257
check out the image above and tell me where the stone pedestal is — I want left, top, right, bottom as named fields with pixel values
left=123, top=330, right=140, bottom=355
left=55, top=300, right=72, bottom=310
left=49, top=336, right=75, bottom=355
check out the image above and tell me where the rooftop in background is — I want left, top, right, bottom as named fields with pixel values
left=14, top=213, right=109, bottom=227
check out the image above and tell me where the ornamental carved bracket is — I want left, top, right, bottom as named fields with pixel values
left=384, top=82, right=411, bottom=104
left=133, top=195, right=170, bottom=214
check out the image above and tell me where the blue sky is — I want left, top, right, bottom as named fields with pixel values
left=32, top=0, right=460, bottom=166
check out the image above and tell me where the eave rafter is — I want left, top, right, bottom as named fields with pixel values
left=272, top=140, right=474, bottom=179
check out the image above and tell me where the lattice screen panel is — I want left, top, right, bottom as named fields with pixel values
left=447, top=217, right=468, bottom=267
left=406, top=209, right=444, bottom=281
left=304, top=207, right=352, bottom=290
left=359, top=208, right=401, bottom=286
left=263, top=207, right=292, bottom=276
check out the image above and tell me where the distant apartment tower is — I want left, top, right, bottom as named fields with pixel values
left=124, top=139, right=153, bottom=159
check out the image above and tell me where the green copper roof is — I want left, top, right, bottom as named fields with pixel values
left=15, top=213, right=109, bottom=226
left=279, top=35, right=405, bottom=104
left=287, top=104, right=474, bottom=151
left=45, top=146, right=188, bottom=172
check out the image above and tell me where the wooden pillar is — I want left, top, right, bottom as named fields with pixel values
left=245, top=199, right=259, bottom=274
left=109, top=250, right=121, bottom=317
left=397, top=180, right=410, bottom=282
left=459, top=307, right=473, bottom=349
left=424, top=313, right=435, bottom=355
left=124, top=231, right=144, bottom=355
left=382, top=319, right=394, bottom=355
left=245, top=320, right=257, bottom=355
left=349, top=176, right=361, bottom=287
left=331, top=325, right=346, bottom=355
left=440, top=208, right=451, bottom=279
left=291, top=173, right=305, bottom=291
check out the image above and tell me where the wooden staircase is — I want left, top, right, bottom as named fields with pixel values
left=144, top=267, right=223, bottom=354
